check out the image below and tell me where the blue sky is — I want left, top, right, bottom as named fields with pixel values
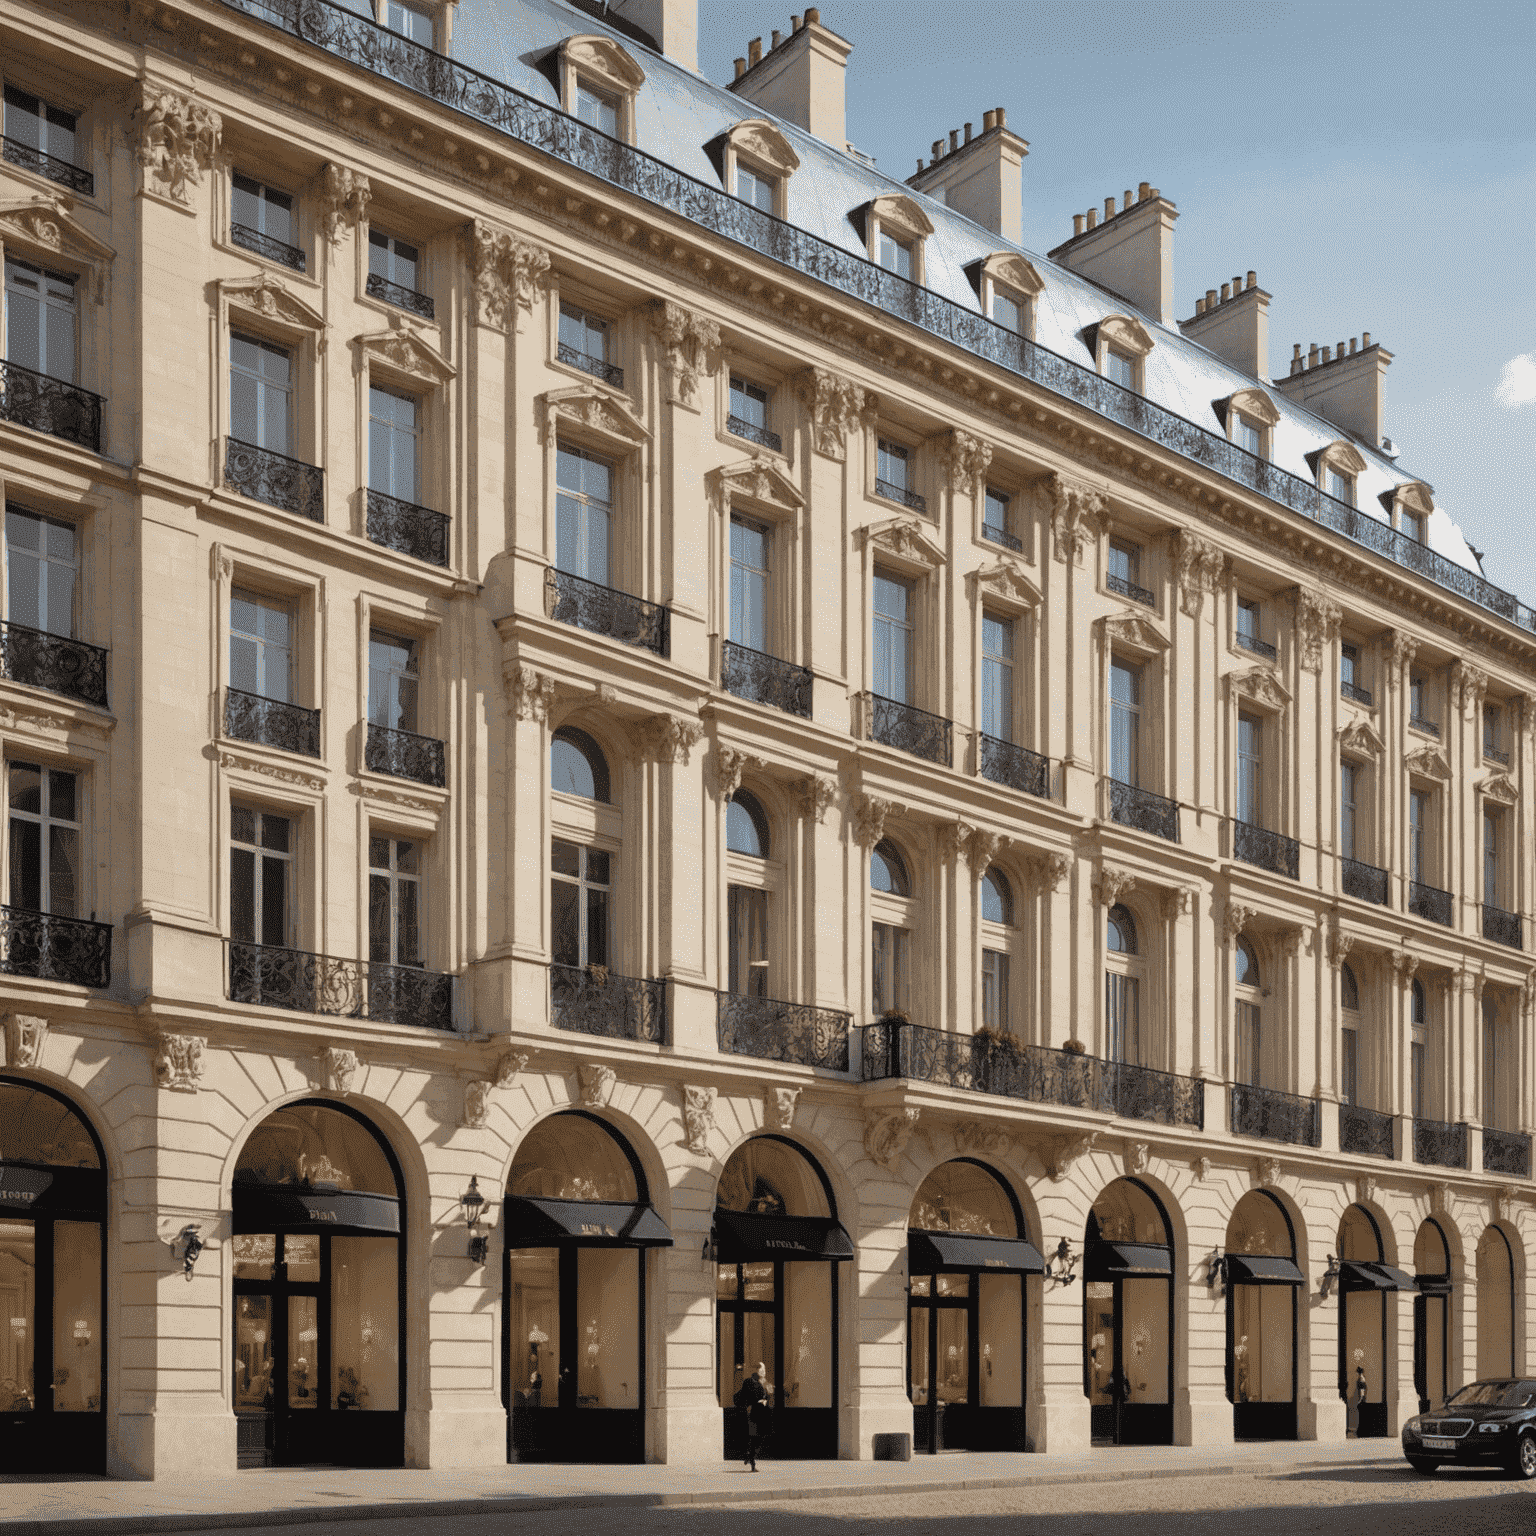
left=695, top=1, right=1536, bottom=604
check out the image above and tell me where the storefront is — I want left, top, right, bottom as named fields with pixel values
left=1476, top=1226, right=1516, bottom=1380
left=906, top=1159, right=1040, bottom=1454
left=0, top=1077, right=106, bottom=1475
left=713, top=1135, right=851, bottom=1461
left=1224, top=1191, right=1302, bottom=1441
left=1084, top=1178, right=1173, bottom=1446
left=504, top=1111, right=671, bottom=1463
left=1413, top=1219, right=1452, bottom=1413
left=1337, top=1204, right=1414, bottom=1438
left=232, top=1101, right=405, bottom=1468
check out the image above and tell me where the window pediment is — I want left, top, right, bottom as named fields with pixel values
left=220, top=272, right=325, bottom=333
left=1480, top=772, right=1518, bottom=806
left=1405, top=744, right=1451, bottom=782
left=860, top=515, right=946, bottom=572
left=980, top=252, right=1044, bottom=299
left=707, top=456, right=803, bottom=518
left=1381, top=479, right=1434, bottom=519
left=560, top=35, right=646, bottom=93
left=354, top=321, right=454, bottom=384
left=1228, top=666, right=1290, bottom=712
left=1218, top=386, right=1279, bottom=429
left=725, top=118, right=800, bottom=177
left=1308, top=440, right=1368, bottom=478
left=859, top=193, right=934, bottom=244
left=1099, top=612, right=1167, bottom=657
left=0, top=195, right=116, bottom=297
left=539, top=384, right=649, bottom=450
left=1096, top=313, right=1155, bottom=358
left=1337, top=717, right=1384, bottom=757
left=967, top=560, right=1041, bottom=612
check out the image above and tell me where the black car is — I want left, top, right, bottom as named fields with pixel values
left=1402, top=1380, right=1536, bottom=1478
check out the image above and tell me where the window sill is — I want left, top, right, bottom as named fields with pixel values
left=212, top=235, right=322, bottom=289
left=0, top=674, right=116, bottom=736
left=358, top=277, right=440, bottom=327
left=218, top=730, right=331, bottom=782
left=548, top=350, right=630, bottom=398
left=715, top=423, right=791, bottom=466
left=353, top=763, right=450, bottom=820
left=0, top=147, right=103, bottom=211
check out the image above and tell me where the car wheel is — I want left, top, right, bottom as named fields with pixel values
left=1406, top=1456, right=1438, bottom=1475
left=1509, top=1432, right=1536, bottom=1480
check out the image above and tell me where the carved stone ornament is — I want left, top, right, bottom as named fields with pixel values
left=462, top=1080, right=492, bottom=1130
left=1176, top=530, right=1225, bottom=619
left=1047, top=1130, right=1098, bottom=1181
left=1404, top=745, right=1452, bottom=781
left=1390, top=949, right=1419, bottom=983
left=1452, top=662, right=1490, bottom=714
left=715, top=746, right=766, bottom=801
left=1358, top=1175, right=1377, bottom=1206
left=1159, top=886, right=1195, bottom=922
left=1024, top=850, right=1073, bottom=895
left=763, top=1085, right=801, bottom=1132
left=795, top=367, right=876, bottom=460
left=707, top=458, right=803, bottom=515
left=942, top=820, right=976, bottom=863
left=506, top=666, right=559, bottom=725
left=1337, top=718, right=1385, bottom=757
left=1100, top=613, right=1169, bottom=656
left=863, top=517, right=947, bottom=571
left=321, top=1047, right=358, bottom=1096
left=1429, top=1181, right=1451, bottom=1216
left=1326, top=917, right=1355, bottom=969
left=155, top=1033, right=206, bottom=1093
left=640, top=713, right=703, bottom=765
left=798, top=774, right=837, bottom=825
left=1224, top=903, right=1258, bottom=945
left=1124, top=1141, right=1150, bottom=1176
left=494, top=1051, right=529, bottom=1088
left=676, top=1085, right=716, bottom=1154
left=953, top=1119, right=1013, bottom=1157
left=1192, top=1156, right=1212, bottom=1182
left=469, top=223, right=550, bottom=330
left=1049, top=475, right=1109, bottom=565
left=220, top=273, right=325, bottom=333
left=1293, top=589, right=1342, bottom=671
left=0, top=197, right=115, bottom=298
left=1387, top=630, right=1418, bottom=686
left=218, top=749, right=327, bottom=795
left=1092, top=866, right=1136, bottom=908
left=864, top=1107, right=921, bottom=1170
left=356, top=322, right=455, bottom=385
left=724, top=118, right=801, bottom=176
left=965, top=828, right=1006, bottom=875
left=135, top=87, right=222, bottom=205
left=1256, top=1156, right=1282, bottom=1189
left=317, top=163, right=371, bottom=245
left=968, top=562, right=1041, bottom=611
left=1279, top=928, right=1303, bottom=963
left=1229, top=667, right=1291, bottom=712
left=649, top=300, right=720, bottom=408
left=1480, top=772, right=1519, bottom=806
left=1493, top=1185, right=1516, bottom=1223
left=850, top=792, right=898, bottom=848
left=939, top=429, right=993, bottom=498
left=579, top=1063, right=615, bottom=1107
left=539, top=386, right=649, bottom=448
left=1, top=1012, right=48, bottom=1069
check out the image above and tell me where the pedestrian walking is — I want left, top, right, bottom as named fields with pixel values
left=734, top=1362, right=768, bottom=1471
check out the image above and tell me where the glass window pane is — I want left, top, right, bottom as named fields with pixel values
left=331, top=1235, right=399, bottom=1411
left=288, top=1295, right=319, bottom=1409
left=260, top=852, right=287, bottom=946
left=550, top=878, right=580, bottom=966
left=47, top=824, right=78, bottom=917
left=51, top=1221, right=100, bottom=1412
left=585, top=886, right=608, bottom=966
left=508, top=1248, right=560, bottom=1408
left=576, top=1247, right=639, bottom=1409
left=0, top=1219, right=36, bottom=1410
left=784, top=1262, right=832, bottom=1407
left=234, top=1292, right=272, bottom=1412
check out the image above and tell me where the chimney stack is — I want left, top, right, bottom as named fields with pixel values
left=728, top=8, right=853, bottom=151
left=1275, top=333, right=1394, bottom=448
left=906, top=105, right=1029, bottom=244
left=1178, top=268, right=1271, bottom=381
left=610, top=0, right=699, bottom=73
left=1047, top=182, right=1178, bottom=325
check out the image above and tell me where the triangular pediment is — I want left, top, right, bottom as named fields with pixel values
left=982, top=251, right=1044, bottom=298
left=726, top=118, right=800, bottom=176
left=1337, top=717, right=1384, bottom=757
left=220, top=273, right=325, bottom=332
left=1229, top=666, right=1291, bottom=711
left=862, top=516, right=946, bottom=571
left=1405, top=744, right=1451, bottom=781
left=1480, top=772, right=1518, bottom=806
left=1382, top=480, right=1434, bottom=519
left=561, top=35, right=646, bottom=91
left=866, top=193, right=934, bottom=241
left=1220, top=386, right=1280, bottom=428
left=1100, top=613, right=1168, bottom=655
left=967, top=560, right=1041, bottom=611
left=355, top=323, right=455, bottom=384
left=1099, top=313, right=1155, bottom=357
left=1309, top=440, right=1369, bottom=478
left=0, top=195, right=115, bottom=268
left=540, top=385, right=649, bottom=449
left=708, top=456, right=804, bottom=516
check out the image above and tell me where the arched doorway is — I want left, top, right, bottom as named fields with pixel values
left=713, top=1135, right=852, bottom=1460
left=1476, top=1226, right=1515, bottom=1380
left=906, top=1159, right=1041, bottom=1454
left=503, top=1111, right=671, bottom=1463
left=1413, top=1219, right=1452, bottom=1411
left=0, top=1077, right=107, bottom=1475
left=232, top=1101, right=405, bottom=1468
left=1084, top=1178, right=1173, bottom=1446
left=1336, top=1205, right=1414, bottom=1438
left=1225, top=1190, right=1302, bottom=1440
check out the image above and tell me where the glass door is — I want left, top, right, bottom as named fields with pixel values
left=1414, top=1293, right=1449, bottom=1413
left=1230, top=1282, right=1297, bottom=1439
left=1085, top=1277, right=1172, bottom=1446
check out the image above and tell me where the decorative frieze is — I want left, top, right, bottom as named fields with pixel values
left=155, top=1033, right=206, bottom=1093
left=682, top=1086, right=717, bottom=1154
left=469, top=222, right=550, bottom=330
left=317, top=163, right=371, bottom=244
left=321, top=1047, right=358, bottom=1096
left=1293, top=589, right=1342, bottom=670
left=1, top=1012, right=47, bottom=1069
left=649, top=300, right=720, bottom=408
left=864, top=1107, right=920, bottom=1170
left=795, top=367, right=875, bottom=460
left=135, top=87, right=222, bottom=205
left=763, top=1085, right=800, bottom=1132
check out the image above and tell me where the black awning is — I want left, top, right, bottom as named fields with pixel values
left=1227, top=1254, right=1306, bottom=1285
left=1087, top=1241, right=1172, bottom=1278
left=713, top=1208, right=855, bottom=1263
left=0, top=1162, right=103, bottom=1216
left=1416, top=1275, right=1453, bottom=1297
left=909, top=1230, right=1045, bottom=1274
left=1340, top=1260, right=1418, bottom=1292
left=235, top=1186, right=401, bottom=1235
left=505, top=1196, right=673, bottom=1248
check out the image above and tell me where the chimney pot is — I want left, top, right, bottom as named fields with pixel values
left=997, top=106, right=1006, bottom=126
left=1246, top=270, right=1256, bottom=289
left=1220, top=282, right=1231, bottom=302
left=1323, top=345, right=1333, bottom=364
left=771, top=29, right=782, bottom=48
left=1348, top=337, right=1357, bottom=355
left=734, top=56, right=746, bottom=78
left=946, top=129, right=956, bottom=151
left=964, top=122, right=973, bottom=143
left=1195, top=297, right=1206, bottom=315
left=915, top=158, right=924, bottom=172
left=735, top=5, right=848, bottom=145
left=1073, top=213, right=1085, bottom=236
left=1206, top=288, right=1217, bottom=307
left=1150, top=188, right=1159, bottom=199
left=1362, top=331, right=1371, bottom=348
left=1123, top=189, right=1132, bottom=211
left=791, top=13, right=802, bottom=29
left=1292, top=343, right=1302, bottom=360
left=805, top=5, right=819, bottom=20
left=932, top=139, right=943, bottom=159
left=1087, top=208, right=1098, bottom=230
left=981, top=110, right=994, bottom=131
left=1103, top=196, right=1115, bottom=220
left=1138, top=181, right=1150, bottom=201
left=1308, top=344, right=1319, bottom=367
left=749, top=37, right=763, bottom=65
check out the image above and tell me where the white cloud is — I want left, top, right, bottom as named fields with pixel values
left=1495, top=352, right=1536, bottom=408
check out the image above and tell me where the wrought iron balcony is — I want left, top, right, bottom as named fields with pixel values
left=1409, top=715, right=1441, bottom=739
left=550, top=962, right=665, bottom=1043
left=981, top=522, right=1023, bottom=552
left=874, top=478, right=927, bottom=515
left=1107, top=779, right=1180, bottom=842
left=225, top=687, right=321, bottom=758
left=1484, top=743, right=1510, bottom=765
left=1409, top=881, right=1453, bottom=927
left=717, top=992, right=850, bottom=1072
left=0, top=359, right=103, bottom=452
left=2, top=136, right=93, bottom=195
left=557, top=341, right=623, bottom=388
left=1339, top=1103, right=1395, bottom=1159
left=1107, top=572, right=1155, bottom=607
left=365, top=722, right=446, bottom=787
left=231, top=222, right=306, bottom=271
left=1233, top=820, right=1300, bottom=879
left=978, top=734, right=1050, bottom=798
left=225, top=438, right=324, bottom=522
left=227, top=940, right=454, bottom=1029
left=1413, top=1117, right=1468, bottom=1170
left=546, top=568, right=669, bottom=656
left=366, top=488, right=450, bottom=567
left=1482, top=904, right=1521, bottom=949
left=0, top=622, right=108, bottom=708
left=1231, top=1084, right=1321, bottom=1147
left=364, top=271, right=435, bottom=320
left=1235, top=630, right=1277, bottom=661
left=720, top=640, right=812, bottom=717
left=1483, top=1127, right=1532, bottom=1178
left=1342, top=857, right=1389, bottom=906
left=868, top=694, right=952, bottom=767
left=1340, top=679, right=1374, bottom=706
left=726, top=414, right=782, bottom=453
left=0, top=906, right=112, bottom=989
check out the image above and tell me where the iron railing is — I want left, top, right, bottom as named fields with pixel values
left=1235, top=630, right=1277, bottom=661
left=1342, top=857, right=1389, bottom=905
left=720, top=640, right=812, bottom=717
left=550, top=962, right=666, bottom=1043
left=978, top=734, right=1050, bottom=798
left=1409, top=881, right=1453, bottom=927
left=0, top=359, right=103, bottom=452
left=726, top=414, right=782, bottom=452
left=1231, top=1084, right=1321, bottom=1147
left=365, top=722, right=446, bottom=787
left=868, top=694, right=952, bottom=766
left=1482, top=904, right=1521, bottom=950
left=557, top=341, right=623, bottom=388
left=231, top=222, right=306, bottom=271
left=874, top=478, right=927, bottom=515
left=1483, top=1127, right=1532, bottom=1178
left=981, top=522, right=1024, bottom=552
left=364, top=270, right=435, bottom=319
left=227, top=940, right=454, bottom=1029
left=1233, top=821, right=1300, bottom=879
left=218, top=0, right=1536, bottom=641
left=2, top=136, right=93, bottom=195
left=224, top=687, right=321, bottom=757
left=0, top=622, right=108, bottom=708
left=1409, top=715, right=1441, bottom=739
left=225, top=438, right=324, bottom=521
left=1340, top=680, right=1374, bottom=706
left=716, top=992, right=850, bottom=1072
left=1106, top=572, right=1155, bottom=607
left=0, top=906, right=112, bottom=989
left=1108, top=779, right=1180, bottom=842
left=366, top=488, right=450, bottom=566
left=1413, top=1117, right=1468, bottom=1170
left=547, top=568, right=669, bottom=656
left=1339, top=1103, right=1396, bottom=1159
left=1484, top=744, right=1511, bottom=765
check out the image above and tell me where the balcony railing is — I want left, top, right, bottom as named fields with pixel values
left=1413, top=1117, right=1468, bottom=1170
left=1339, top=1103, right=1395, bottom=1160
left=1342, top=857, right=1389, bottom=906
left=0, top=906, right=112, bottom=989
left=1231, top=1084, right=1321, bottom=1147
left=726, top=414, right=782, bottom=453
left=2, top=136, right=94, bottom=195
left=364, top=271, right=435, bottom=320
left=0, top=622, right=108, bottom=708
left=868, top=694, right=952, bottom=767
left=717, top=992, right=850, bottom=1072
left=1108, top=779, right=1180, bottom=842
left=860, top=1022, right=1205, bottom=1129
left=1340, top=679, right=1374, bottom=706
left=366, top=488, right=450, bottom=567
left=720, top=640, right=812, bottom=717
left=978, top=734, right=1050, bottom=799
left=874, top=478, right=927, bottom=515
left=1233, top=821, right=1300, bottom=879
left=225, top=687, right=321, bottom=758
left=1409, top=715, right=1441, bottom=739
left=231, top=222, right=306, bottom=271
left=1409, top=881, right=1453, bottom=927
left=1482, top=904, right=1521, bottom=950
left=227, top=940, right=454, bottom=1029
left=1483, top=1127, right=1532, bottom=1178
left=222, top=0, right=1536, bottom=644
left=546, top=568, right=669, bottom=656
left=0, top=359, right=103, bottom=452
left=550, top=962, right=665, bottom=1043
left=1484, top=744, right=1510, bottom=766
left=557, top=341, right=623, bottom=388
left=225, top=439, right=324, bottom=522
left=1235, top=630, right=1277, bottom=661
left=1106, top=572, right=1155, bottom=607
left=365, top=722, right=446, bottom=787
left=981, top=522, right=1023, bottom=552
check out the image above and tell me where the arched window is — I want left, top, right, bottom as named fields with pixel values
left=1411, top=978, right=1426, bottom=1026
left=981, top=867, right=1013, bottom=925
left=1235, top=936, right=1262, bottom=1088
left=870, top=838, right=913, bottom=1017
left=726, top=791, right=774, bottom=999
left=870, top=838, right=910, bottom=896
left=1235, top=937, right=1260, bottom=988
left=1340, top=962, right=1360, bottom=1106
left=726, top=789, right=770, bottom=858
left=1105, top=905, right=1141, bottom=1063
left=1340, top=962, right=1359, bottom=1012
left=1476, top=1227, right=1515, bottom=1380
left=980, top=867, right=1015, bottom=1034
left=551, top=726, right=609, bottom=802
left=1107, top=903, right=1137, bottom=954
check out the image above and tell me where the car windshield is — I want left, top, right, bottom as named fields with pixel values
left=1445, top=1381, right=1536, bottom=1409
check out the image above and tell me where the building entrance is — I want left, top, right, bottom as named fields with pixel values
left=1337, top=1204, right=1414, bottom=1439
left=1225, top=1191, right=1302, bottom=1441
left=1413, top=1219, right=1452, bottom=1413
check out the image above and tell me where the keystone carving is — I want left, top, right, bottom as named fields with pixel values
left=864, top=1107, right=921, bottom=1170
left=763, top=1085, right=800, bottom=1132
left=1024, top=850, right=1073, bottom=895
left=640, top=713, right=703, bottom=765
left=682, top=1086, right=717, bottom=1154
left=850, top=792, right=898, bottom=849
left=579, top=1063, right=615, bottom=1107
left=317, top=163, right=371, bottom=245
left=1, top=1012, right=48, bottom=1069
left=1493, top=1185, right=1516, bottom=1223
left=1429, top=1181, right=1451, bottom=1216
left=135, top=88, right=222, bottom=205
left=1092, top=866, right=1136, bottom=908
left=1358, top=1176, right=1377, bottom=1206
left=494, top=1051, right=529, bottom=1088
left=154, top=1033, right=206, bottom=1092
left=462, top=1080, right=492, bottom=1130
left=795, top=367, right=876, bottom=460
left=1293, top=589, right=1342, bottom=671
left=953, top=1119, right=1013, bottom=1157
left=798, top=774, right=837, bottom=824
left=939, top=429, right=993, bottom=498
left=1256, top=1156, right=1282, bottom=1188
left=505, top=666, right=559, bottom=724
left=1047, top=1130, right=1098, bottom=1181
left=1326, top=917, right=1355, bottom=969
left=1049, top=475, right=1108, bottom=565
left=715, top=746, right=766, bottom=800
left=1125, top=1141, right=1150, bottom=1176
left=1224, top=903, right=1258, bottom=945
left=1176, top=530, right=1225, bottom=619
left=649, top=300, right=720, bottom=408
left=469, top=223, right=550, bottom=331
left=321, top=1047, right=358, bottom=1096
left=1192, top=1156, right=1212, bottom=1182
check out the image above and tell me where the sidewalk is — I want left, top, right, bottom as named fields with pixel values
left=0, top=1440, right=1408, bottom=1535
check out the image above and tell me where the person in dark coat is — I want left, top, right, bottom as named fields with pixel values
left=734, top=1363, right=769, bottom=1470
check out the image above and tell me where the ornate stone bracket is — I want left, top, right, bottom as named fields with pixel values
left=317, top=163, right=371, bottom=245
left=505, top=666, right=559, bottom=725
left=1224, top=902, right=1258, bottom=946
left=1049, top=475, right=1108, bottom=565
left=1387, top=630, right=1418, bottom=687
left=1326, top=917, right=1355, bottom=969
left=135, top=87, right=222, bottom=206
left=650, top=300, right=720, bottom=408
left=1358, top=1175, right=1377, bottom=1206
left=1293, top=589, right=1342, bottom=671
left=938, top=429, right=993, bottom=498
left=864, top=1107, right=920, bottom=1170
left=579, top=1063, right=615, bottom=1107
left=795, top=367, right=876, bottom=460
left=798, top=774, right=837, bottom=825
left=321, top=1047, right=358, bottom=1096
left=1124, top=1141, right=1150, bottom=1176
left=641, top=713, right=703, bottom=766
left=495, top=1051, right=529, bottom=1088
left=715, top=746, right=766, bottom=800
left=682, top=1085, right=717, bottom=1154
left=1192, top=1156, right=1212, bottom=1182
left=1, top=1012, right=47, bottom=1069
left=155, top=1033, right=206, bottom=1092
left=1176, top=530, right=1224, bottom=619
left=763, top=1085, right=800, bottom=1132
left=1255, top=1156, right=1283, bottom=1188
left=1092, top=866, right=1136, bottom=908
left=1159, top=886, right=1195, bottom=922
left=462, top=1081, right=492, bottom=1129
left=1391, top=949, right=1419, bottom=984
left=1024, top=850, right=1073, bottom=896
left=1046, top=1130, right=1098, bottom=1181
left=850, top=792, right=900, bottom=849
left=1452, top=661, right=1489, bottom=715
left=469, top=222, right=550, bottom=331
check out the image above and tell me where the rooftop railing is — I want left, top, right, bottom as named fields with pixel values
left=716, top=992, right=850, bottom=1072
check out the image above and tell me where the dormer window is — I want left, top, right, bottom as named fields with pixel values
left=859, top=194, right=933, bottom=285
left=1235, top=417, right=1262, bottom=455
left=1217, top=387, right=1278, bottom=461
left=558, top=36, right=645, bottom=146
left=1105, top=349, right=1135, bottom=389
left=576, top=80, right=619, bottom=135
left=383, top=0, right=434, bottom=46
left=737, top=163, right=776, bottom=213
left=971, top=253, right=1042, bottom=342
left=1400, top=509, right=1426, bottom=544
left=1326, top=467, right=1354, bottom=505
left=879, top=231, right=913, bottom=279
left=1093, top=314, right=1154, bottom=394
left=716, top=120, right=798, bottom=220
